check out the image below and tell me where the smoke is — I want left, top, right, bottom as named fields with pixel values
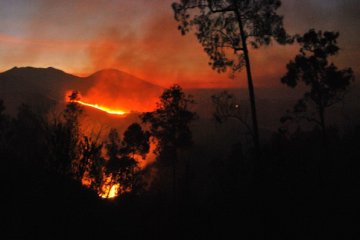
left=0, top=0, right=358, bottom=87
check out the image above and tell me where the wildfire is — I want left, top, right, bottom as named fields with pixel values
left=75, top=100, right=128, bottom=115
left=100, top=183, right=120, bottom=199
left=65, top=90, right=128, bottom=115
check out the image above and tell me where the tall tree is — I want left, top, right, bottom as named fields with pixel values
left=141, top=84, right=196, bottom=201
left=172, top=0, right=292, bottom=153
left=105, top=124, right=150, bottom=195
left=13, top=104, right=49, bottom=167
left=75, top=136, right=105, bottom=192
left=212, top=91, right=251, bottom=133
left=104, top=128, right=122, bottom=197
left=48, top=90, right=83, bottom=176
left=121, top=123, right=150, bottom=159
left=120, top=123, right=150, bottom=193
left=281, top=29, right=355, bottom=142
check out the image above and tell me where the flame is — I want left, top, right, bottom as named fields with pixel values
left=100, top=183, right=120, bottom=199
left=65, top=90, right=128, bottom=115
left=81, top=172, right=120, bottom=199
left=96, top=175, right=121, bottom=199
left=75, top=100, right=128, bottom=115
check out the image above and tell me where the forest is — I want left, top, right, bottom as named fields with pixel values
left=2, top=0, right=359, bottom=239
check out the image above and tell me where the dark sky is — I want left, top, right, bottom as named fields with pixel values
left=0, top=0, right=359, bottom=88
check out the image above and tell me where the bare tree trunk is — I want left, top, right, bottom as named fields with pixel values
left=234, top=6, right=260, bottom=155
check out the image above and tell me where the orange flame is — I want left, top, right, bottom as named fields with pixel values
left=65, top=90, right=128, bottom=115
left=100, top=183, right=120, bottom=199
left=75, top=100, right=128, bottom=115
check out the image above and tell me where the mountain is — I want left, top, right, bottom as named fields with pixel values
left=0, top=67, right=78, bottom=114
left=72, top=69, right=163, bottom=113
left=1, top=66, right=359, bottom=137
left=0, top=67, right=163, bottom=115
left=73, top=69, right=161, bottom=93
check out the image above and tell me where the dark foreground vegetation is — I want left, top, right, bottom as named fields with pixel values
left=2, top=85, right=359, bottom=239
left=2, top=1, right=359, bottom=238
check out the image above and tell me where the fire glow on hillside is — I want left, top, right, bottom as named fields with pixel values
left=65, top=90, right=157, bottom=199
left=75, top=100, right=128, bottom=115
left=65, top=90, right=128, bottom=116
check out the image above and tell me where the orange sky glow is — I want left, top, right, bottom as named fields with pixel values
left=0, top=0, right=358, bottom=88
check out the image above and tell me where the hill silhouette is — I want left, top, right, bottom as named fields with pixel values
left=0, top=67, right=163, bottom=115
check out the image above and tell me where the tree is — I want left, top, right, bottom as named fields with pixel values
left=75, top=136, right=105, bottom=192
left=48, top=90, right=83, bottom=176
left=13, top=104, right=49, bottom=167
left=121, top=123, right=150, bottom=159
left=281, top=29, right=355, bottom=142
left=212, top=90, right=251, bottom=133
left=104, top=128, right=122, bottom=197
left=105, top=124, right=150, bottom=196
left=141, top=84, right=196, bottom=200
left=172, top=0, right=293, bottom=153
left=211, top=90, right=252, bottom=159
left=120, top=123, right=150, bottom=193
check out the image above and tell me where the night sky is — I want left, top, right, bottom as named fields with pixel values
left=0, top=0, right=359, bottom=88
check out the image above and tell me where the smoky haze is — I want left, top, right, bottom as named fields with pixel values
left=0, top=0, right=358, bottom=88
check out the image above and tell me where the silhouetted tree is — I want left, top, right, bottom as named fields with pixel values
left=121, top=123, right=150, bottom=159
left=64, top=90, right=83, bottom=131
left=106, top=128, right=121, bottom=162
left=211, top=90, right=250, bottom=162
left=120, top=123, right=150, bottom=193
left=172, top=0, right=293, bottom=153
left=106, top=124, right=150, bottom=195
left=48, top=90, right=83, bottom=176
left=75, top=136, right=105, bottom=192
left=212, top=90, right=251, bottom=133
left=104, top=128, right=122, bottom=197
left=281, top=29, right=355, bottom=142
left=141, top=84, right=196, bottom=201
left=13, top=104, right=49, bottom=167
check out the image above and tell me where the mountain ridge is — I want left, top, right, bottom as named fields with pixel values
left=0, top=66, right=163, bottom=115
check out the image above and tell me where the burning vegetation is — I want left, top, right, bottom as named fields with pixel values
left=75, top=100, right=127, bottom=116
left=65, top=90, right=128, bottom=116
left=60, top=88, right=189, bottom=199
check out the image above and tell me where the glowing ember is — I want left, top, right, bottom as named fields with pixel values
left=100, top=183, right=120, bottom=199
left=75, top=100, right=128, bottom=115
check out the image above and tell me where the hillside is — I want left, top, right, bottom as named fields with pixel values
left=0, top=67, right=163, bottom=115
left=0, top=67, right=79, bottom=115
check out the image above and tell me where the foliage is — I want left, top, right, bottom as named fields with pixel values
left=121, top=123, right=150, bottom=158
left=281, top=29, right=355, bottom=134
left=212, top=91, right=251, bottom=131
left=141, top=84, right=196, bottom=159
left=172, top=0, right=292, bottom=76
left=64, top=90, right=83, bottom=131
left=47, top=91, right=83, bottom=176
left=12, top=104, right=49, bottom=167
left=172, top=0, right=293, bottom=152
left=75, top=136, right=105, bottom=191
left=106, top=124, right=150, bottom=193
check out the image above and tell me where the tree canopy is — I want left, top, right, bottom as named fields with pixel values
left=141, top=84, right=196, bottom=158
left=172, top=0, right=292, bottom=75
left=281, top=29, right=355, bottom=137
left=172, top=0, right=293, bottom=153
